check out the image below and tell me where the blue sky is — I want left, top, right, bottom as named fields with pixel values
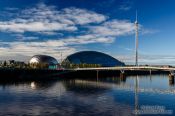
left=0, top=0, right=175, bottom=65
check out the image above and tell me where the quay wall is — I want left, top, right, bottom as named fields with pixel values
left=0, top=68, right=170, bottom=81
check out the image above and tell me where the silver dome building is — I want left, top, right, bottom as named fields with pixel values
left=29, top=55, right=59, bottom=69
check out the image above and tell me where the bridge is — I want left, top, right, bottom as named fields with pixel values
left=60, top=66, right=175, bottom=80
left=71, top=66, right=175, bottom=71
left=66, top=66, right=175, bottom=76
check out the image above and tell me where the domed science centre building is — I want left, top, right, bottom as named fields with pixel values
left=29, top=55, right=59, bottom=69
left=62, top=51, right=125, bottom=68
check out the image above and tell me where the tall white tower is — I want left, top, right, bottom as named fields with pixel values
left=135, top=11, right=139, bottom=66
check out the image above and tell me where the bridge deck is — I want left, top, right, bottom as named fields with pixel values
left=68, top=66, right=175, bottom=71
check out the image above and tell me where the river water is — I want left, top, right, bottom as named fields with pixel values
left=0, top=75, right=174, bottom=116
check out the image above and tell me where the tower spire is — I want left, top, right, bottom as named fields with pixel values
left=136, top=10, right=138, bottom=23
left=135, top=10, right=139, bottom=66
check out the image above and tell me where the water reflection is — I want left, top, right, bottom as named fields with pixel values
left=134, top=76, right=139, bottom=115
left=169, top=75, right=175, bottom=86
left=31, top=82, right=36, bottom=89
left=0, top=75, right=174, bottom=115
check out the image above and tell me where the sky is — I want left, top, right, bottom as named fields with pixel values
left=0, top=0, right=175, bottom=65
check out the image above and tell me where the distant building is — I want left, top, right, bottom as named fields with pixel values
left=62, top=51, right=125, bottom=68
left=29, top=55, right=59, bottom=69
left=0, top=60, right=26, bottom=68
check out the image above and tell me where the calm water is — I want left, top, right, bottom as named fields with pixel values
left=0, top=75, right=175, bottom=116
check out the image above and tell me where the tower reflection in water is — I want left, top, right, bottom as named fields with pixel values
left=134, top=75, right=139, bottom=115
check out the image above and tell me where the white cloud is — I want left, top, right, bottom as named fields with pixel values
left=63, top=35, right=115, bottom=45
left=88, top=20, right=135, bottom=37
left=37, top=31, right=60, bottom=35
left=0, top=32, right=117, bottom=62
left=115, top=54, right=175, bottom=66
left=0, top=41, right=75, bottom=62
left=62, top=7, right=107, bottom=25
left=0, top=3, right=106, bottom=33
left=0, top=20, right=77, bottom=33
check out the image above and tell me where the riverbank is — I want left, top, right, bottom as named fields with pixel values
left=0, top=68, right=170, bottom=81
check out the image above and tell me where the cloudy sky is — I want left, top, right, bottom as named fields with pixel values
left=0, top=0, right=175, bottom=65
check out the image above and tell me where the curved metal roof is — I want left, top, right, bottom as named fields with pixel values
left=29, top=55, right=58, bottom=65
left=65, top=51, right=125, bottom=67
